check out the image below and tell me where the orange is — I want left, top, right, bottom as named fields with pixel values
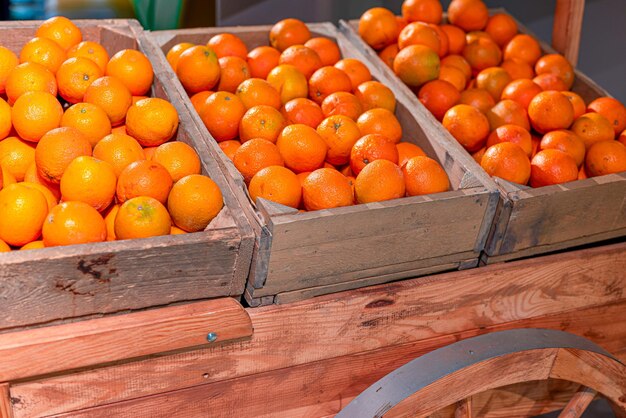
left=302, top=167, right=353, bottom=211
left=437, top=65, right=466, bottom=91
left=618, top=129, right=626, bottom=146
left=501, top=79, right=542, bottom=109
left=504, top=34, right=542, bottom=66
left=276, top=124, right=327, bottom=173
left=308, top=66, right=352, bottom=104
left=317, top=115, right=361, bottom=166
left=486, top=124, right=532, bottom=157
left=236, top=78, right=281, bottom=110
left=200, top=92, right=246, bottom=142
left=60, top=156, right=116, bottom=211
left=56, top=57, right=103, bottom=104
left=239, top=105, right=286, bottom=143
left=393, top=44, right=440, bottom=88
left=217, top=56, right=250, bottom=93
left=170, top=226, right=186, bottom=235
left=585, top=140, right=626, bottom=177
left=350, top=133, right=399, bottom=175
left=36, top=16, right=82, bottom=51
left=355, top=81, right=396, bottom=112
left=1, top=164, right=17, bottom=189
left=35, top=127, right=92, bottom=184
left=248, top=165, right=301, bottom=209
left=42, top=201, right=107, bottom=246
left=106, top=49, right=153, bottom=96
left=321, top=92, right=363, bottom=121
left=207, top=33, right=248, bottom=59
left=167, top=174, right=223, bottom=232
left=570, top=112, right=615, bottom=150
left=358, top=7, right=399, bottom=50
left=93, top=133, right=145, bottom=176
left=67, top=41, right=110, bottom=73
left=533, top=73, right=568, bottom=91
left=441, top=54, right=471, bottom=79
left=20, top=240, right=45, bottom=250
left=540, top=130, right=586, bottom=167
left=462, top=37, right=502, bottom=73
left=116, top=160, right=173, bottom=204
left=22, top=182, right=56, bottom=210
left=61, top=102, right=112, bottom=146
left=103, top=203, right=119, bottom=241
left=126, top=98, right=179, bottom=147
left=247, top=46, right=281, bottom=79
left=304, top=37, right=341, bottom=66
left=484, top=13, right=517, bottom=47
left=11, top=91, right=63, bottom=142
left=176, top=46, right=220, bottom=94
left=152, top=141, right=202, bottom=182
left=459, top=88, right=496, bottom=113
left=487, top=99, right=531, bottom=131
left=218, top=140, right=241, bottom=160
left=403, top=156, right=449, bottom=196
left=281, top=98, right=324, bottom=128
left=398, top=22, right=441, bottom=53
left=19, top=37, right=66, bottom=74
left=334, top=59, right=372, bottom=91
left=378, top=43, right=400, bottom=69
left=442, top=104, right=490, bottom=152
left=402, top=0, right=442, bottom=23
left=0, top=183, right=49, bottom=246
left=23, top=162, right=60, bottom=199
left=0, top=97, right=11, bottom=140
left=587, top=97, right=626, bottom=136
left=189, top=90, right=213, bottom=114
left=233, top=138, right=285, bottom=182
left=0, top=239, right=10, bottom=252
left=561, top=91, right=586, bottom=120
left=472, top=147, right=486, bottom=164
left=534, top=54, right=574, bottom=90
left=501, top=58, right=535, bottom=80
left=357, top=108, right=403, bottom=144
left=441, top=24, right=467, bottom=55
left=530, top=149, right=578, bottom=187
left=448, top=0, right=488, bottom=31
left=355, top=159, right=405, bottom=203
left=165, top=42, right=194, bottom=72
left=0, top=46, right=19, bottom=94
left=397, top=142, right=426, bottom=168
left=0, top=137, right=35, bottom=181
left=418, top=79, right=461, bottom=121
left=266, top=64, right=308, bottom=105
left=428, top=24, right=449, bottom=57
left=115, top=196, right=171, bottom=239
left=481, top=142, right=531, bottom=185
left=475, top=67, right=511, bottom=101
left=279, top=45, right=322, bottom=79
left=5, top=62, right=57, bottom=104
left=83, top=76, right=133, bottom=126
left=270, top=18, right=311, bottom=52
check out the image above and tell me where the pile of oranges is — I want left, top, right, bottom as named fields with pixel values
left=0, top=17, right=224, bottom=253
left=166, top=19, right=450, bottom=212
left=359, top=0, right=626, bottom=187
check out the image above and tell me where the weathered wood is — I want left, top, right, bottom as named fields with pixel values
left=553, top=0, right=586, bottom=64
left=557, top=386, right=597, bottom=418
left=0, top=384, right=12, bottom=418
left=455, top=398, right=472, bottom=418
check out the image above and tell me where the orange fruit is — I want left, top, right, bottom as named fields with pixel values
left=427, top=24, right=450, bottom=57
left=438, top=65, right=467, bottom=91
left=115, top=196, right=171, bottom=239
left=561, top=91, right=586, bottom=120
left=355, top=159, right=405, bottom=203
left=571, top=112, right=615, bottom=150
left=481, top=142, right=531, bottom=185
left=334, top=59, right=372, bottom=91
left=393, top=44, right=440, bottom=88
left=93, top=132, right=146, bottom=176
left=0, top=183, right=49, bottom=246
left=233, top=138, right=285, bottom=182
left=59, top=156, right=116, bottom=211
left=501, top=58, right=535, bottom=80
left=475, top=68, right=510, bottom=101
left=200, top=92, right=246, bottom=142
left=530, top=149, right=578, bottom=187
left=0, top=239, right=10, bottom=252
left=165, top=42, right=194, bottom=72
left=378, top=43, right=400, bottom=69
left=248, top=165, right=301, bottom=208
left=534, top=54, right=574, bottom=90
left=402, top=0, right=443, bottom=23
left=398, top=22, right=441, bottom=53
left=533, top=73, right=569, bottom=91
left=217, top=56, right=251, bottom=93
left=540, top=129, right=586, bottom=167
left=355, top=81, right=397, bottom=113
left=269, top=18, right=311, bottom=52
left=19, top=37, right=66, bottom=74
left=501, top=79, right=542, bottom=109
left=42, top=201, right=107, bottom=246
left=23, top=162, right=60, bottom=199
left=218, top=140, right=241, bottom=161
left=176, top=46, right=220, bottom=94
left=116, top=160, right=173, bottom=204
left=308, top=66, right=352, bottom=105
left=317, top=115, right=361, bottom=166
left=276, top=124, right=327, bottom=173
left=189, top=90, right=214, bottom=114
left=35, top=127, right=92, bottom=184
left=12, top=91, right=63, bottom=142
left=459, top=88, right=496, bottom=113
left=170, top=226, right=186, bottom=235
left=18, top=180, right=57, bottom=210
left=1, top=164, right=17, bottom=189
left=20, top=240, right=45, bottom=251
left=585, top=140, right=626, bottom=177
left=56, top=56, right=103, bottom=104
left=504, top=34, right=542, bottom=66
left=443, top=104, right=490, bottom=152
left=486, top=124, right=532, bottom=157
left=61, top=102, right=112, bottom=147
left=167, top=174, right=223, bottom=232
left=587, top=97, right=626, bottom=136
left=281, top=98, right=325, bottom=128
left=5, top=62, right=57, bottom=104
left=83, top=76, right=133, bottom=126
left=462, top=37, right=502, bottom=73
left=403, top=156, right=449, bottom=196
left=0, top=97, right=12, bottom=140
left=418, top=79, right=461, bottom=121
left=527, top=91, right=574, bottom=134
left=106, top=49, right=153, bottom=96
left=619, top=130, right=626, bottom=146
left=487, top=99, right=531, bottom=131
left=357, top=108, right=403, bottom=144
left=0, top=46, right=19, bottom=95
left=126, top=98, right=179, bottom=147
left=350, top=133, right=399, bottom=175
left=441, top=24, right=467, bottom=55
left=266, top=64, right=309, bottom=105
left=472, top=147, right=486, bottom=164
left=358, top=7, right=399, bottom=50
left=484, top=13, right=518, bottom=47
left=397, top=142, right=426, bottom=168
left=304, top=37, right=341, bottom=66
left=321, top=92, right=363, bottom=121
left=207, top=33, right=248, bottom=59
left=0, top=137, right=36, bottom=181
left=302, top=167, right=353, bottom=210
left=236, top=78, right=281, bottom=110
left=279, top=45, right=322, bottom=79
left=239, top=105, right=286, bottom=143
left=152, top=141, right=202, bottom=182
left=68, top=41, right=110, bottom=73
left=247, top=46, right=281, bottom=79
left=103, top=203, right=119, bottom=241
left=36, top=16, right=82, bottom=51
left=448, top=0, right=489, bottom=31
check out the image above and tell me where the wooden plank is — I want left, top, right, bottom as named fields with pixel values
left=0, top=298, right=252, bottom=382
left=0, top=384, right=12, bottom=418
left=455, top=398, right=472, bottom=418
left=558, top=386, right=597, bottom=418
left=552, top=0, right=586, bottom=65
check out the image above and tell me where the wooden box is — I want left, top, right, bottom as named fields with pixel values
left=339, top=11, right=626, bottom=264
left=0, top=19, right=255, bottom=333
left=148, top=22, right=499, bottom=306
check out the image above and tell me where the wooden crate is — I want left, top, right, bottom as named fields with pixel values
left=0, top=19, right=255, bottom=333
left=339, top=10, right=626, bottom=264
left=147, top=22, right=499, bottom=306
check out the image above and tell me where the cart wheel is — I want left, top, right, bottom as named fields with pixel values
left=337, top=329, right=626, bottom=418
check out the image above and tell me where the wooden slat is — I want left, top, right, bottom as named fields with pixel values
left=558, top=386, right=597, bottom=418
left=552, top=0, right=586, bottom=65
left=455, top=398, right=472, bottom=418
left=0, top=384, right=12, bottom=418
left=0, top=298, right=252, bottom=382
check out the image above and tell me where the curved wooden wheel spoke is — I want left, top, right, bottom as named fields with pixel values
left=557, top=386, right=597, bottom=418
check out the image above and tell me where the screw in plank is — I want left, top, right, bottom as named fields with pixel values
left=206, top=332, right=218, bottom=343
